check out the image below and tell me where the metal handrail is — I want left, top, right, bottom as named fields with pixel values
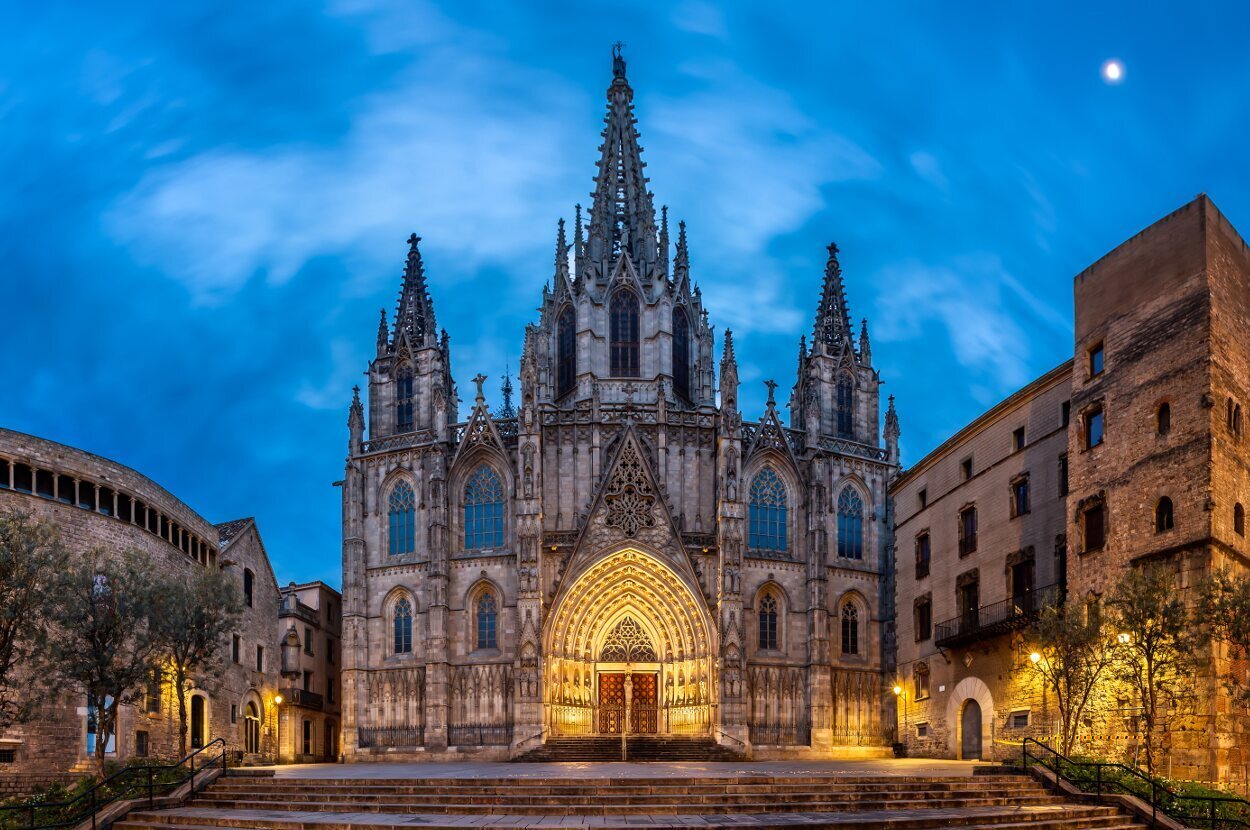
left=1022, top=737, right=1250, bottom=829
left=0, top=737, right=227, bottom=830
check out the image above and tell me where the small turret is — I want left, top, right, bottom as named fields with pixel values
left=859, top=318, right=872, bottom=366
left=884, top=394, right=901, bottom=465
left=348, top=385, right=364, bottom=455
left=376, top=309, right=389, bottom=356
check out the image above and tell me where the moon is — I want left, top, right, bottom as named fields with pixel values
left=1102, top=59, right=1124, bottom=84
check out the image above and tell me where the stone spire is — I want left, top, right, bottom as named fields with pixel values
left=884, top=394, right=900, bottom=465
left=393, top=233, right=438, bottom=349
left=573, top=203, right=585, bottom=286
left=673, top=219, right=690, bottom=292
left=554, top=217, right=572, bottom=294
left=659, top=205, right=670, bottom=278
left=585, top=45, right=660, bottom=282
left=375, top=308, right=389, bottom=356
left=496, top=371, right=516, bottom=419
left=813, top=242, right=854, bottom=355
left=859, top=318, right=872, bottom=365
left=348, top=385, right=364, bottom=454
left=720, top=330, right=739, bottom=429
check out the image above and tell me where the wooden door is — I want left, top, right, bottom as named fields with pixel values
left=599, top=673, right=625, bottom=733
left=961, top=699, right=982, bottom=760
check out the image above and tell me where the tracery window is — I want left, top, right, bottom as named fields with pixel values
left=393, top=598, right=413, bottom=654
left=748, top=467, right=788, bottom=553
left=609, top=290, right=640, bottom=377
left=836, top=374, right=854, bottom=437
left=396, top=366, right=414, bottom=433
left=758, top=594, right=779, bottom=651
left=388, top=481, right=416, bottom=556
left=600, top=616, right=657, bottom=661
left=557, top=306, right=576, bottom=398
left=836, top=487, right=864, bottom=560
left=475, top=591, right=498, bottom=650
left=672, top=307, right=690, bottom=402
left=463, top=465, right=504, bottom=550
left=841, top=602, right=859, bottom=656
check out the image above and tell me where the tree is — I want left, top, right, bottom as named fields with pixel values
left=41, top=548, right=163, bottom=771
left=1106, top=565, right=1208, bottom=775
left=1027, top=600, right=1115, bottom=757
left=1198, top=567, right=1250, bottom=705
left=0, top=510, right=68, bottom=732
left=152, top=567, right=243, bottom=756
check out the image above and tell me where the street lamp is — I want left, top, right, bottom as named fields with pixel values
left=1117, top=632, right=1131, bottom=645
left=273, top=695, right=284, bottom=764
left=1029, top=652, right=1041, bottom=664
left=892, top=684, right=908, bottom=754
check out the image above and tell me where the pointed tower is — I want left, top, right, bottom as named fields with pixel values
left=394, top=234, right=438, bottom=350
left=884, top=394, right=900, bottom=465
left=812, top=243, right=855, bottom=356
left=584, top=44, right=661, bottom=284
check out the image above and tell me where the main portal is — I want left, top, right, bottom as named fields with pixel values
left=598, top=672, right=658, bottom=734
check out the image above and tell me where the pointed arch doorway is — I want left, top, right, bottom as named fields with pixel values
left=544, top=548, right=716, bottom=737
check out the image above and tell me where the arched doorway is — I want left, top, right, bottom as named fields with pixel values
left=243, top=702, right=261, bottom=754
left=960, top=699, right=982, bottom=760
left=544, top=548, right=715, bottom=737
left=190, top=695, right=206, bottom=749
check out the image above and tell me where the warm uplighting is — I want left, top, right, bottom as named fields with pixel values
left=892, top=685, right=903, bottom=696
left=1102, top=59, right=1124, bottom=84
left=1029, top=652, right=1041, bottom=664
left=1117, top=632, right=1131, bottom=644
left=274, top=694, right=283, bottom=705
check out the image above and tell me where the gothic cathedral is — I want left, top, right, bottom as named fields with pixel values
left=340, top=51, right=902, bottom=759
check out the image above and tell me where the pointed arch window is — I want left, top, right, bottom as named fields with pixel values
left=837, top=487, right=864, bottom=560
left=601, top=617, right=657, bottom=661
left=836, top=374, right=854, bottom=437
left=557, top=306, right=576, bottom=398
left=464, top=465, right=504, bottom=550
left=396, top=366, right=415, bottom=433
left=748, top=467, right=788, bottom=554
left=388, top=481, right=416, bottom=556
left=393, top=598, right=413, bottom=654
left=609, top=290, right=640, bottom=377
left=475, top=591, right=498, bottom=650
left=1155, top=497, right=1174, bottom=534
left=758, top=593, right=779, bottom=651
left=672, top=306, right=691, bottom=402
left=841, top=602, right=859, bottom=656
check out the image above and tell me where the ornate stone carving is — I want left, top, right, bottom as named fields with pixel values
left=603, top=440, right=657, bottom=537
left=600, top=617, right=657, bottom=662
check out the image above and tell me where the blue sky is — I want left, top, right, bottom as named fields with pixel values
left=3, top=2, right=1249, bottom=588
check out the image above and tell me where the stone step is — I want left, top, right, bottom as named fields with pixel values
left=206, top=775, right=1036, bottom=788
left=113, top=804, right=1144, bottom=830
left=204, top=780, right=1047, bottom=794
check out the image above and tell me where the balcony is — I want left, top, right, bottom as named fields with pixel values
left=934, top=582, right=1063, bottom=649
left=282, top=688, right=323, bottom=711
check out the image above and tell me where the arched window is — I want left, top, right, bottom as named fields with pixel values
left=748, top=467, right=788, bottom=553
left=393, top=598, right=413, bottom=654
left=672, top=306, right=690, bottom=402
left=557, top=306, right=576, bottom=398
left=836, top=374, right=854, bottom=438
left=396, top=366, right=415, bottom=433
left=243, top=569, right=254, bottom=608
left=609, top=290, right=640, bottom=377
left=1156, top=402, right=1171, bottom=435
left=758, top=593, right=779, bottom=650
left=475, top=591, right=498, bottom=650
left=1237, top=503, right=1246, bottom=537
left=464, top=465, right=504, bottom=550
left=1155, top=497, right=1174, bottom=534
left=837, top=487, right=864, bottom=560
left=388, top=481, right=416, bottom=556
left=841, top=603, right=859, bottom=656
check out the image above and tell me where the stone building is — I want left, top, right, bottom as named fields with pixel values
left=0, top=429, right=282, bottom=778
left=277, top=581, right=343, bottom=762
left=891, top=363, right=1070, bottom=760
left=340, top=51, right=901, bottom=759
left=891, top=195, right=1250, bottom=780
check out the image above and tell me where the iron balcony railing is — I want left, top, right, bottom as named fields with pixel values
left=935, top=582, right=1063, bottom=649
left=282, top=688, right=323, bottom=711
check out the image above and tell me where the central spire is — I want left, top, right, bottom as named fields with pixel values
left=584, top=45, right=661, bottom=283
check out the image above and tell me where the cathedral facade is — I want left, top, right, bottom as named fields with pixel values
left=339, top=52, right=900, bottom=759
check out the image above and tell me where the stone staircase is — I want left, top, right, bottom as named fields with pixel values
left=516, top=735, right=746, bottom=761
left=112, top=770, right=1150, bottom=830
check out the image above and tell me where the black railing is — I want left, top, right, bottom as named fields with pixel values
left=0, top=738, right=226, bottom=830
left=281, top=688, right=323, bottom=711
left=748, top=722, right=811, bottom=746
left=935, top=583, right=1063, bottom=648
left=1023, top=738, right=1250, bottom=829
left=356, top=725, right=424, bottom=748
left=448, top=723, right=512, bottom=746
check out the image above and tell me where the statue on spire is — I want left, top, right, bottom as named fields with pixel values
left=612, top=41, right=627, bottom=79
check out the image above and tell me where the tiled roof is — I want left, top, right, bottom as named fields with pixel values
left=216, top=517, right=254, bottom=547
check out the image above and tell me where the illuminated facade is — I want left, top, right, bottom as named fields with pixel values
left=339, top=51, right=901, bottom=759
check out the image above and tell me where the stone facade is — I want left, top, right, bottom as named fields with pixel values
left=892, top=364, right=1070, bottom=761
left=0, top=429, right=283, bottom=775
left=340, top=53, right=901, bottom=760
left=892, top=195, right=1250, bottom=781
left=277, top=581, right=343, bottom=762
